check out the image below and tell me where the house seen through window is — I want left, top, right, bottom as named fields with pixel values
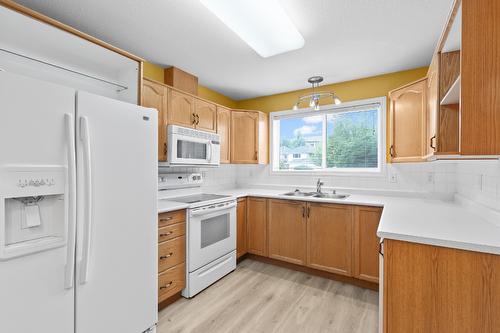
left=271, top=98, right=385, bottom=173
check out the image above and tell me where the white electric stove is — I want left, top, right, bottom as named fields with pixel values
left=158, top=173, right=237, bottom=298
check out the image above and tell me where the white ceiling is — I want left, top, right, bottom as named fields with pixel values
left=15, top=0, right=452, bottom=100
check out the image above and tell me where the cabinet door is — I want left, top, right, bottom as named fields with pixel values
left=353, top=206, right=382, bottom=283
left=268, top=200, right=307, bottom=265
left=168, top=89, right=195, bottom=128
left=389, top=78, right=427, bottom=162
left=194, top=99, right=217, bottom=132
left=217, top=106, right=231, bottom=163
left=231, top=111, right=259, bottom=163
left=306, top=203, right=353, bottom=276
left=142, top=80, right=167, bottom=161
left=426, top=54, right=439, bottom=157
left=236, top=197, right=247, bottom=259
left=246, top=197, right=268, bottom=256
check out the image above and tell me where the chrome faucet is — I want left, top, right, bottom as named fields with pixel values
left=316, top=178, right=324, bottom=193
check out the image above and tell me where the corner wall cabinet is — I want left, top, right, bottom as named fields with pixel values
left=391, top=0, right=500, bottom=161
left=142, top=79, right=168, bottom=161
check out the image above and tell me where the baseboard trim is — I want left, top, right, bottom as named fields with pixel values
left=158, top=292, right=182, bottom=311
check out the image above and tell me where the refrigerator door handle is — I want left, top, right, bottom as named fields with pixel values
left=64, top=113, right=77, bottom=289
left=79, top=116, right=93, bottom=284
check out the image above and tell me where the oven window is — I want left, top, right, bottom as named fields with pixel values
left=200, top=212, right=230, bottom=248
left=177, top=140, right=207, bottom=159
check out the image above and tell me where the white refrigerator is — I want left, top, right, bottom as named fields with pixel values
left=0, top=71, right=158, bottom=333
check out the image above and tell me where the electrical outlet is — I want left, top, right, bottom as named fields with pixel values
left=427, top=172, right=435, bottom=184
left=389, top=173, right=398, bottom=183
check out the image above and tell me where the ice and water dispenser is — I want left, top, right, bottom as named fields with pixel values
left=0, top=165, right=68, bottom=260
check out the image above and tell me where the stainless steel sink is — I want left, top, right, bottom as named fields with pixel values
left=281, top=189, right=315, bottom=197
left=312, top=193, right=350, bottom=199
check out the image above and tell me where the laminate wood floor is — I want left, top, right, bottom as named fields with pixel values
left=158, top=259, right=378, bottom=333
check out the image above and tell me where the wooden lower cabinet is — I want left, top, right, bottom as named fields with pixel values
left=384, top=239, right=500, bottom=333
left=268, top=200, right=307, bottom=265
left=158, top=263, right=185, bottom=303
left=246, top=197, right=268, bottom=256
left=306, top=203, right=353, bottom=276
left=236, top=197, right=247, bottom=259
left=353, top=206, right=382, bottom=282
left=157, top=209, right=186, bottom=305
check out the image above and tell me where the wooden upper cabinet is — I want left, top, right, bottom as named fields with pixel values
left=168, top=89, right=195, bottom=128
left=246, top=197, right=268, bottom=257
left=353, top=206, right=382, bottom=283
left=142, top=79, right=168, bottom=161
left=268, top=199, right=307, bottom=265
left=389, top=78, right=428, bottom=163
left=461, top=0, right=500, bottom=155
left=306, top=203, right=353, bottom=276
left=236, top=197, right=247, bottom=259
left=231, top=110, right=268, bottom=164
left=194, top=99, right=217, bottom=132
left=426, top=54, right=439, bottom=157
left=438, top=51, right=460, bottom=154
left=217, top=106, right=231, bottom=164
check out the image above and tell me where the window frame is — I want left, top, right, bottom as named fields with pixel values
left=269, top=96, right=387, bottom=177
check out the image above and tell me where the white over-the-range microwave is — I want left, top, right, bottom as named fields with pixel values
left=160, top=125, right=221, bottom=167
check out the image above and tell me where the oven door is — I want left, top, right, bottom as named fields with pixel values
left=188, top=202, right=236, bottom=272
left=168, top=134, right=214, bottom=165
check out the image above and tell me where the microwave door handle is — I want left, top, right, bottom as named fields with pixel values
left=206, top=141, right=212, bottom=162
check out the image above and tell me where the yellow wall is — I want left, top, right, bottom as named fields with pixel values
left=143, top=62, right=237, bottom=108
left=236, top=67, right=428, bottom=113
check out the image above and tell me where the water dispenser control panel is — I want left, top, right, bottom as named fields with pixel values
left=0, top=165, right=68, bottom=260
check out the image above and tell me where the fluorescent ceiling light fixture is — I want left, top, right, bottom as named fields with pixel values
left=200, top=0, right=305, bottom=58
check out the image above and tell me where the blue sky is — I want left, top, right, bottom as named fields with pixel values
left=280, top=110, right=378, bottom=140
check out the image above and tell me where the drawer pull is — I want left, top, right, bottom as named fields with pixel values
left=159, top=217, right=173, bottom=222
left=159, top=231, right=174, bottom=237
left=159, top=281, right=173, bottom=290
left=160, top=252, right=174, bottom=260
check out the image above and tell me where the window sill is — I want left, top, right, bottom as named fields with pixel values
left=269, top=168, right=387, bottom=178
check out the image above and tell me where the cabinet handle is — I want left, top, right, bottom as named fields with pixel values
left=254, top=151, right=258, bottom=160
left=163, top=142, right=167, bottom=156
left=307, top=206, right=310, bottom=218
left=159, top=231, right=173, bottom=237
left=430, top=135, right=436, bottom=151
left=159, top=281, right=173, bottom=290
left=192, top=113, right=197, bottom=125
left=389, top=145, right=395, bottom=158
left=160, top=216, right=173, bottom=222
left=378, top=241, right=384, bottom=257
left=160, top=252, right=173, bottom=260
left=301, top=206, right=305, bottom=218
left=196, top=114, right=200, bottom=125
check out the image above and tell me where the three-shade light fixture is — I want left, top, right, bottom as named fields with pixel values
left=293, top=76, right=342, bottom=111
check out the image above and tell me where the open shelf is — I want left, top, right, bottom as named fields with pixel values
left=440, top=76, right=460, bottom=105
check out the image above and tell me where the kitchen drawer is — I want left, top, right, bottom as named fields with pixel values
left=158, top=222, right=185, bottom=243
left=158, top=263, right=185, bottom=303
left=158, top=210, right=186, bottom=228
left=158, top=236, right=185, bottom=273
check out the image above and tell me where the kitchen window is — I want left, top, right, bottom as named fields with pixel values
left=270, top=97, right=386, bottom=175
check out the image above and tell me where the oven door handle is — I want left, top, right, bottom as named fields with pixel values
left=190, top=202, right=236, bottom=217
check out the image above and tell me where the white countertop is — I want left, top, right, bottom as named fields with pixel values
left=212, top=187, right=500, bottom=256
left=157, top=199, right=190, bottom=214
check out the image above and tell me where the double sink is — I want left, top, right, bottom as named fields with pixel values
left=281, top=189, right=349, bottom=199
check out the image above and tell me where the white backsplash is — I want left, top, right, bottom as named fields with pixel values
left=235, top=162, right=457, bottom=195
left=160, top=159, right=500, bottom=211
left=455, top=160, right=500, bottom=211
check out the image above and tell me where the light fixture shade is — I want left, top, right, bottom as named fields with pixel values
left=292, top=103, right=299, bottom=110
left=334, top=96, right=342, bottom=105
left=200, top=0, right=305, bottom=58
